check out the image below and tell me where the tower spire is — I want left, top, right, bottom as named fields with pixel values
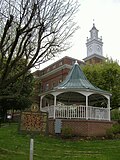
left=87, top=23, right=103, bottom=56
left=84, top=22, right=105, bottom=64
left=93, top=19, right=95, bottom=26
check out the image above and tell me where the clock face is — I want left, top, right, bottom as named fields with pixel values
left=88, top=46, right=93, bottom=56
left=97, top=47, right=100, bottom=51
left=97, top=46, right=101, bottom=52
left=89, top=47, right=92, bottom=52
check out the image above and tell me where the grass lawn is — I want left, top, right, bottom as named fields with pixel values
left=0, top=123, right=120, bottom=160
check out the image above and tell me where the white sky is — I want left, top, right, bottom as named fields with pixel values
left=39, top=0, right=120, bottom=70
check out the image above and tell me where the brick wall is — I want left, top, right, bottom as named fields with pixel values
left=42, top=68, right=70, bottom=91
left=48, top=119, right=113, bottom=137
left=85, top=57, right=103, bottom=64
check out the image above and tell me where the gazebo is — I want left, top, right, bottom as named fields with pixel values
left=39, top=61, right=111, bottom=121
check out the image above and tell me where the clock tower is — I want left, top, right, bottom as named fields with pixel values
left=84, top=23, right=105, bottom=64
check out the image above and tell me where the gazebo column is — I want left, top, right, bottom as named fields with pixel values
left=86, top=95, right=88, bottom=120
left=53, top=95, right=57, bottom=119
left=107, top=96, right=111, bottom=121
left=40, top=96, right=43, bottom=111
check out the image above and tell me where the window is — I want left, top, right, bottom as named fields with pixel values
left=59, top=79, right=62, bottom=83
left=45, top=83, right=49, bottom=91
left=53, top=65, right=56, bottom=69
left=47, top=68, right=50, bottom=72
left=59, top=61, right=63, bottom=66
left=52, top=82, right=57, bottom=88
left=40, top=85, right=43, bottom=92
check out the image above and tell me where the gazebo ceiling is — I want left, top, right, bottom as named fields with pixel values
left=57, top=92, right=85, bottom=103
left=43, top=91, right=107, bottom=106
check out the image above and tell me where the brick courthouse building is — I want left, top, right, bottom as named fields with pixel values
left=32, top=24, right=113, bottom=137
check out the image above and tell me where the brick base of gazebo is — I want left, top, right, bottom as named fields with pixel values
left=48, top=119, right=113, bottom=137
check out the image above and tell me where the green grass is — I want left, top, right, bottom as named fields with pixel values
left=0, top=123, right=120, bottom=160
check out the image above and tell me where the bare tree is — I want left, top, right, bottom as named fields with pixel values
left=0, top=0, right=80, bottom=94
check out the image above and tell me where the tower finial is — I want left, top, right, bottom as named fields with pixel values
left=93, top=19, right=95, bottom=26
left=75, top=60, right=78, bottom=65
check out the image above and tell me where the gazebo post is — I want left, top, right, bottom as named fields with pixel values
left=40, top=96, right=43, bottom=111
left=86, top=95, right=88, bottom=120
left=54, top=95, right=57, bottom=119
left=107, top=96, right=111, bottom=121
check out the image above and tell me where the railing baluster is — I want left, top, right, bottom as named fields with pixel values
left=41, top=105, right=109, bottom=121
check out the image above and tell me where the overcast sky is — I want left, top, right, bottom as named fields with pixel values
left=39, top=0, right=120, bottom=70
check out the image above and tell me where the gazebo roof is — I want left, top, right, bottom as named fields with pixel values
left=55, top=61, right=109, bottom=94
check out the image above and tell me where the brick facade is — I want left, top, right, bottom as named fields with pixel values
left=48, top=119, right=113, bottom=137
left=85, top=57, right=103, bottom=64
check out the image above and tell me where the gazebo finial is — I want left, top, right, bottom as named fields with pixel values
left=75, top=60, right=78, bottom=64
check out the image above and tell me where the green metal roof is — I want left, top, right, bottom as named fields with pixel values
left=55, top=62, right=109, bottom=94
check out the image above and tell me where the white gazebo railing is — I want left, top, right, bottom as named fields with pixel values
left=40, top=105, right=54, bottom=118
left=55, top=105, right=86, bottom=119
left=88, top=106, right=109, bottom=120
left=40, top=105, right=109, bottom=121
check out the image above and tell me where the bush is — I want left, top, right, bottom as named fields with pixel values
left=106, top=129, right=114, bottom=139
left=112, top=124, right=120, bottom=134
left=111, top=109, right=120, bottom=120
left=106, top=123, right=120, bottom=139
left=61, top=127, right=73, bottom=138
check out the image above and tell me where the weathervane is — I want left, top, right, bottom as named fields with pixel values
left=93, top=19, right=95, bottom=26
